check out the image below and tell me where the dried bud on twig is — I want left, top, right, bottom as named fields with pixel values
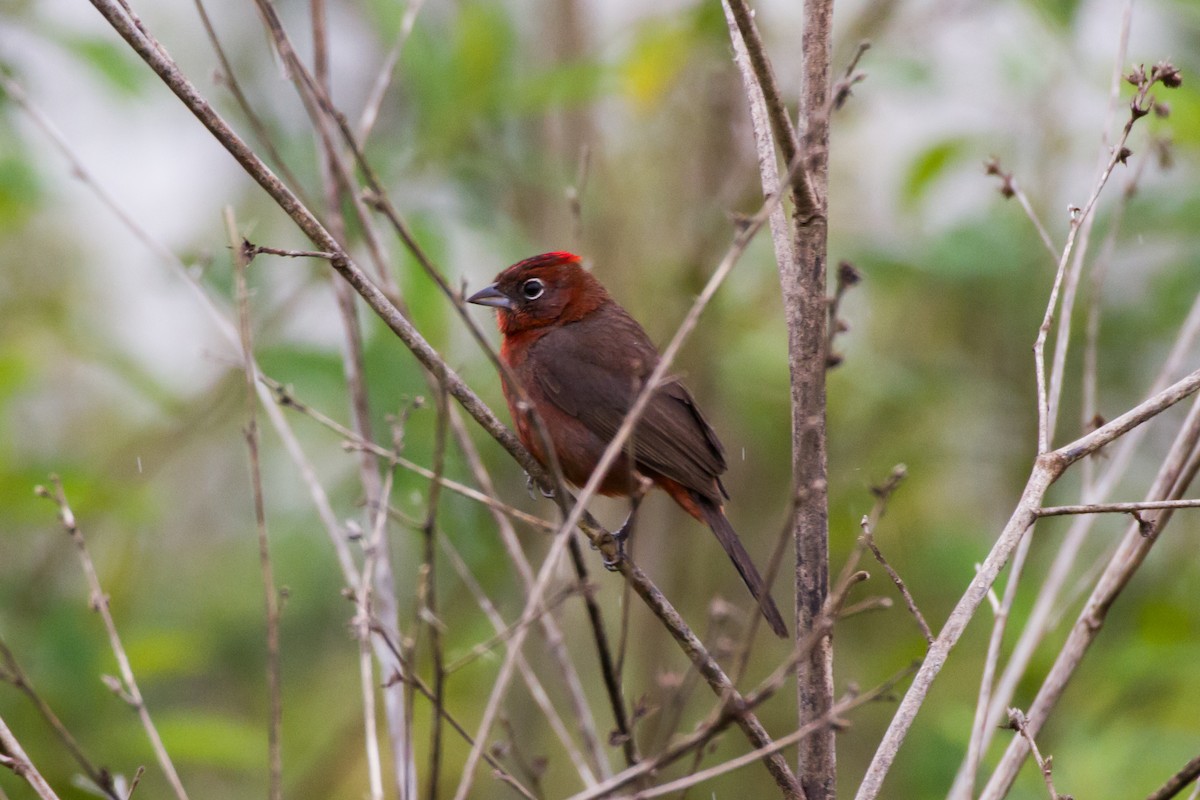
left=984, top=157, right=1016, bottom=198
left=1151, top=60, right=1183, bottom=88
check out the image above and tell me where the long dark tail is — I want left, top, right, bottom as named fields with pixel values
left=698, top=499, right=788, bottom=638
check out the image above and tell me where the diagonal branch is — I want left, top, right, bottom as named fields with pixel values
left=35, top=477, right=190, bottom=800
left=978, top=388, right=1200, bottom=799
left=0, top=715, right=62, bottom=800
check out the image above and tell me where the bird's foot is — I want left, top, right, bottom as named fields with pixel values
left=524, top=472, right=555, bottom=500
left=600, top=515, right=634, bottom=571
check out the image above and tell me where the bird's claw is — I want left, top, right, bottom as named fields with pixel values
left=600, top=518, right=632, bottom=570
left=524, top=472, right=556, bottom=500
left=600, top=531, right=627, bottom=571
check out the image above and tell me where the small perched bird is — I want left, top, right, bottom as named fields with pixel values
left=467, top=252, right=787, bottom=637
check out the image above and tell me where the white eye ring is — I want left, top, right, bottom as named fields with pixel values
left=521, top=278, right=545, bottom=300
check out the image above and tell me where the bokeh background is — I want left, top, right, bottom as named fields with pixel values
left=2, top=0, right=1199, bottom=797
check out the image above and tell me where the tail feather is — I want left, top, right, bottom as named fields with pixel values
left=699, top=500, right=788, bottom=638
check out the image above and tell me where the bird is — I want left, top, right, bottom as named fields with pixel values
left=467, top=251, right=788, bottom=637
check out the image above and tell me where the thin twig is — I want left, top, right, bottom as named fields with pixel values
left=978, top=389, right=1200, bottom=800
left=859, top=516, right=931, bottom=645
left=1144, top=751, right=1200, bottom=800
left=565, top=532, right=638, bottom=771
left=356, top=0, right=426, bottom=144
left=1036, top=57, right=1182, bottom=453
left=242, top=240, right=335, bottom=260
left=438, top=532, right=599, bottom=788
left=191, top=0, right=309, bottom=201
left=722, top=0, right=795, bottom=274
left=825, top=260, right=862, bottom=368
left=226, top=208, right=283, bottom=800
left=0, top=636, right=121, bottom=800
left=34, top=478, right=190, bottom=800
left=1005, top=708, right=1068, bottom=800
left=949, top=290, right=1200, bottom=800
left=856, top=366, right=1200, bottom=800
left=446, top=406, right=607, bottom=783
left=369, top=623, right=539, bottom=800
left=442, top=587, right=581, bottom=674
left=124, top=765, right=146, bottom=799
left=0, top=715, right=62, bottom=800
left=830, top=40, right=871, bottom=112
left=635, top=667, right=912, bottom=799
left=263, top=377, right=555, bottom=531
left=1037, top=499, right=1200, bottom=516
left=356, top=461, right=399, bottom=800
left=984, top=159, right=1059, bottom=258
left=962, top=501, right=1037, bottom=797
left=419, top=387, right=450, bottom=800
left=569, top=561, right=876, bottom=800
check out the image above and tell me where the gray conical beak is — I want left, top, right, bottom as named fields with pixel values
left=466, top=283, right=512, bottom=310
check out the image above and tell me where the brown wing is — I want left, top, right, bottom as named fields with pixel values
left=530, top=303, right=727, bottom=502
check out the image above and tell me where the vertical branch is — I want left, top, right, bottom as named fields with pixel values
left=360, top=465, right=400, bottom=800
left=420, top=388, right=449, bottom=800
left=724, top=1, right=833, bottom=794
left=226, top=208, right=283, bottom=800
left=305, top=3, right=415, bottom=794
left=795, top=1, right=835, bottom=796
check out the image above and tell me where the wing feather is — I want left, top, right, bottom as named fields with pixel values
left=529, top=304, right=726, bottom=501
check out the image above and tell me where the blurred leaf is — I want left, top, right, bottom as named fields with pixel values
left=401, top=2, right=517, bottom=158
left=62, top=36, right=146, bottom=96
left=515, top=60, right=609, bottom=113
left=0, top=149, right=42, bottom=227
left=621, top=21, right=694, bottom=109
left=1157, top=81, right=1200, bottom=151
left=125, top=627, right=213, bottom=679
left=902, top=138, right=968, bottom=209
left=154, top=711, right=266, bottom=768
left=1024, top=0, right=1082, bottom=29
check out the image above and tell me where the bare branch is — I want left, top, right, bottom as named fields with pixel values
left=859, top=515, right=931, bottom=645
left=1005, top=708, right=1070, bottom=800
left=226, top=208, right=283, bottom=800
left=0, top=715, right=62, bottom=800
left=856, top=367, right=1200, bottom=800
left=978, top=389, right=1200, bottom=799
left=1037, top=499, right=1200, bottom=516
left=35, top=478, right=190, bottom=800
left=1145, top=752, right=1200, bottom=800
left=0, top=637, right=122, bottom=800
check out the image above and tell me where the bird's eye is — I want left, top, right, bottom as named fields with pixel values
left=521, top=278, right=545, bottom=300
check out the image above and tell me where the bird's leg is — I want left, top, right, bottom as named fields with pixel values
left=603, top=474, right=653, bottom=570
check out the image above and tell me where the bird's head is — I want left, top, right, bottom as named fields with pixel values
left=467, top=252, right=610, bottom=335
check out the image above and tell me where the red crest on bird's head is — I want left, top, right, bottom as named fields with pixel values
left=467, top=252, right=610, bottom=335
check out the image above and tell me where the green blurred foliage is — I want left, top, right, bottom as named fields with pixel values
left=2, top=0, right=1199, bottom=798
